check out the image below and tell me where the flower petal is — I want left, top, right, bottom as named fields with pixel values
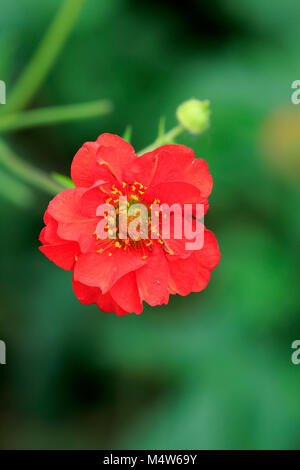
left=72, top=278, right=100, bottom=304
left=110, top=272, right=143, bottom=314
left=168, top=254, right=211, bottom=295
left=144, top=181, right=203, bottom=206
left=125, top=149, right=182, bottom=186
left=136, top=245, right=169, bottom=306
left=96, top=292, right=128, bottom=316
left=74, top=248, right=146, bottom=294
left=39, top=242, right=79, bottom=270
left=71, top=141, right=100, bottom=187
left=182, top=158, right=213, bottom=199
left=194, top=229, right=220, bottom=270
left=47, top=188, right=99, bottom=251
left=96, top=133, right=136, bottom=157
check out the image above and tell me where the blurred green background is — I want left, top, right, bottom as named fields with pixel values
left=0, top=0, right=300, bottom=450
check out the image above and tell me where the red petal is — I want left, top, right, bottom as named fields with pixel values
left=71, top=141, right=100, bottom=187
left=158, top=144, right=195, bottom=168
left=136, top=245, right=169, bottom=306
left=97, top=133, right=136, bottom=157
left=93, top=133, right=136, bottom=184
left=167, top=229, right=220, bottom=295
left=168, top=254, right=210, bottom=295
left=40, top=215, right=62, bottom=244
left=144, top=181, right=203, bottom=207
left=72, top=278, right=100, bottom=304
left=168, top=255, right=198, bottom=296
left=47, top=188, right=85, bottom=223
left=125, top=149, right=182, bottom=186
left=182, top=159, right=213, bottom=199
left=39, top=242, right=79, bottom=270
left=96, top=292, right=128, bottom=316
left=71, top=134, right=135, bottom=188
left=47, top=188, right=99, bottom=250
left=95, top=144, right=135, bottom=183
left=39, top=227, right=47, bottom=244
left=110, top=272, right=143, bottom=314
left=194, top=229, right=220, bottom=270
left=74, top=248, right=146, bottom=294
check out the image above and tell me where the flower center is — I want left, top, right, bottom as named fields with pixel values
left=95, top=181, right=164, bottom=258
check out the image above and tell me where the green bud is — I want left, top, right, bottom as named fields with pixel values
left=176, top=99, right=210, bottom=134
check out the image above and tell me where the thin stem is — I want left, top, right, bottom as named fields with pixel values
left=0, top=138, right=64, bottom=195
left=1, top=0, right=87, bottom=116
left=0, top=100, right=113, bottom=133
left=137, top=124, right=184, bottom=155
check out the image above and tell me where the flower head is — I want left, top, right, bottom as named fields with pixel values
left=39, top=134, right=220, bottom=315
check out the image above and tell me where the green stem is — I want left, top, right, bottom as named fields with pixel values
left=1, top=0, right=87, bottom=116
left=137, top=124, right=184, bottom=155
left=0, top=138, right=64, bottom=195
left=0, top=100, right=113, bottom=133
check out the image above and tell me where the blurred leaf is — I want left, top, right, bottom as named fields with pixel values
left=52, top=173, right=74, bottom=188
left=0, top=167, right=34, bottom=207
left=122, top=125, right=132, bottom=143
left=0, top=100, right=113, bottom=132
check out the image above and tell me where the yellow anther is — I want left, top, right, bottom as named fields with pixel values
left=158, top=239, right=164, bottom=244
left=115, top=241, right=121, bottom=248
left=100, top=185, right=109, bottom=194
left=97, top=248, right=103, bottom=253
left=131, top=194, right=138, bottom=201
left=108, top=252, right=112, bottom=257
left=75, top=255, right=78, bottom=261
left=142, top=255, right=148, bottom=259
left=122, top=182, right=127, bottom=188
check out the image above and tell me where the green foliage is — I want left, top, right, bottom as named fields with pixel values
left=51, top=173, right=75, bottom=188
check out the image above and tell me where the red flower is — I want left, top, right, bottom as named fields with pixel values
left=39, top=134, right=220, bottom=315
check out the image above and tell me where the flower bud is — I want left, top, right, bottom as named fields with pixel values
left=176, top=99, right=210, bottom=134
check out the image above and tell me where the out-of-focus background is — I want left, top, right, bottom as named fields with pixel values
left=0, top=0, right=300, bottom=450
